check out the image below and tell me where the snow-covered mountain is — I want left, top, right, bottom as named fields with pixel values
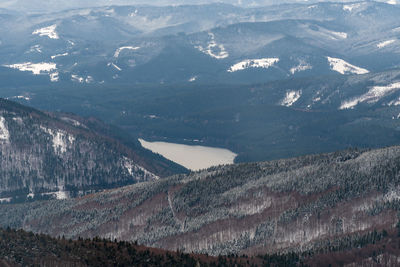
left=0, top=99, right=188, bottom=203
left=1, top=0, right=399, bottom=12
left=1, top=1, right=400, bottom=164
left=0, top=1, right=400, bottom=85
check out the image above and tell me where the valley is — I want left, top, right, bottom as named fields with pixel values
left=1, top=0, right=400, bottom=265
left=1, top=1, right=400, bottom=163
left=2, top=145, right=400, bottom=257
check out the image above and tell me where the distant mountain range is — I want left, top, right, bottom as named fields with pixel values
left=2, top=2, right=400, bottom=265
left=0, top=2, right=400, bottom=85
left=0, top=98, right=186, bottom=204
left=0, top=0, right=398, bottom=12
left=1, top=1, right=400, bottom=163
left=2, top=144, right=400, bottom=257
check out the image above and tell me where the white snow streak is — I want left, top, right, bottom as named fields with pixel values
left=387, top=97, right=400, bottom=106
left=122, top=156, right=159, bottom=180
left=340, top=82, right=400, bottom=109
left=40, top=126, right=75, bottom=154
left=377, top=40, right=396, bottom=48
left=108, top=62, right=122, bottom=71
left=85, top=76, right=94, bottom=83
left=54, top=185, right=68, bottom=200
left=50, top=72, right=59, bottom=82
left=196, top=32, right=229, bottom=59
left=327, top=30, right=347, bottom=40
left=114, top=46, right=140, bottom=58
left=71, top=74, right=84, bottom=83
left=228, top=58, right=279, bottom=72
left=111, top=63, right=121, bottom=71
left=51, top=52, right=68, bottom=59
left=290, top=61, right=312, bottom=74
left=32, top=24, right=59, bottom=39
left=326, top=56, right=369, bottom=75
left=4, top=62, right=57, bottom=75
left=343, top=3, right=361, bottom=11
left=280, top=90, right=302, bottom=107
left=28, top=44, right=42, bottom=53
left=0, top=198, right=11, bottom=203
left=8, top=96, right=31, bottom=101
left=0, top=117, right=10, bottom=142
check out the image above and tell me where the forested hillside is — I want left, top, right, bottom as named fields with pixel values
left=2, top=227, right=400, bottom=266
left=0, top=98, right=186, bottom=203
left=2, top=145, right=400, bottom=256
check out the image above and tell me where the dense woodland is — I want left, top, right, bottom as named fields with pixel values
left=0, top=227, right=261, bottom=266
left=1, top=227, right=400, bottom=266
left=5, top=68, right=400, bottom=164
left=0, top=98, right=185, bottom=203
left=2, top=145, right=400, bottom=256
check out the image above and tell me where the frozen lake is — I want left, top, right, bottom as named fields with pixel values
left=138, top=138, right=237, bottom=171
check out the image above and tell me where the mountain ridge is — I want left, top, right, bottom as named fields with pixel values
left=0, top=98, right=187, bottom=203
left=2, top=144, right=400, bottom=256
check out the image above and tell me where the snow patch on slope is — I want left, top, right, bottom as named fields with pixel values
left=308, top=25, right=347, bottom=40
left=377, top=40, right=396, bottom=48
left=122, top=156, right=159, bottom=180
left=70, top=74, right=93, bottom=83
left=196, top=33, right=229, bottom=59
left=290, top=60, right=312, bottom=74
left=326, top=57, right=369, bottom=75
left=7, top=95, right=31, bottom=101
left=280, top=90, right=302, bottom=107
left=40, top=126, right=75, bottom=154
left=54, top=185, right=68, bottom=200
left=51, top=52, right=68, bottom=59
left=0, top=117, right=10, bottom=142
left=32, top=24, right=59, bottom=39
left=71, top=74, right=84, bottom=83
left=343, top=3, right=362, bottom=11
left=340, top=82, right=400, bottom=109
left=4, top=62, right=56, bottom=75
left=327, top=30, right=347, bottom=40
left=384, top=189, right=400, bottom=202
left=228, top=58, right=279, bottom=72
left=50, top=72, right=59, bottom=82
left=114, top=46, right=140, bottom=58
left=85, top=76, right=94, bottom=83
left=387, top=97, right=400, bottom=106
left=108, top=62, right=122, bottom=71
left=0, top=197, right=11, bottom=203
left=28, top=45, right=42, bottom=54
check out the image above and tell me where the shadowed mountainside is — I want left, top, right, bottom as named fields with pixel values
left=0, top=98, right=187, bottom=203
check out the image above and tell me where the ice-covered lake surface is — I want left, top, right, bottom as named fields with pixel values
left=138, top=138, right=237, bottom=171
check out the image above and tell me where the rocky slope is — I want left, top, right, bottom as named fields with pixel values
left=0, top=98, right=186, bottom=203
left=1, top=145, right=400, bottom=256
